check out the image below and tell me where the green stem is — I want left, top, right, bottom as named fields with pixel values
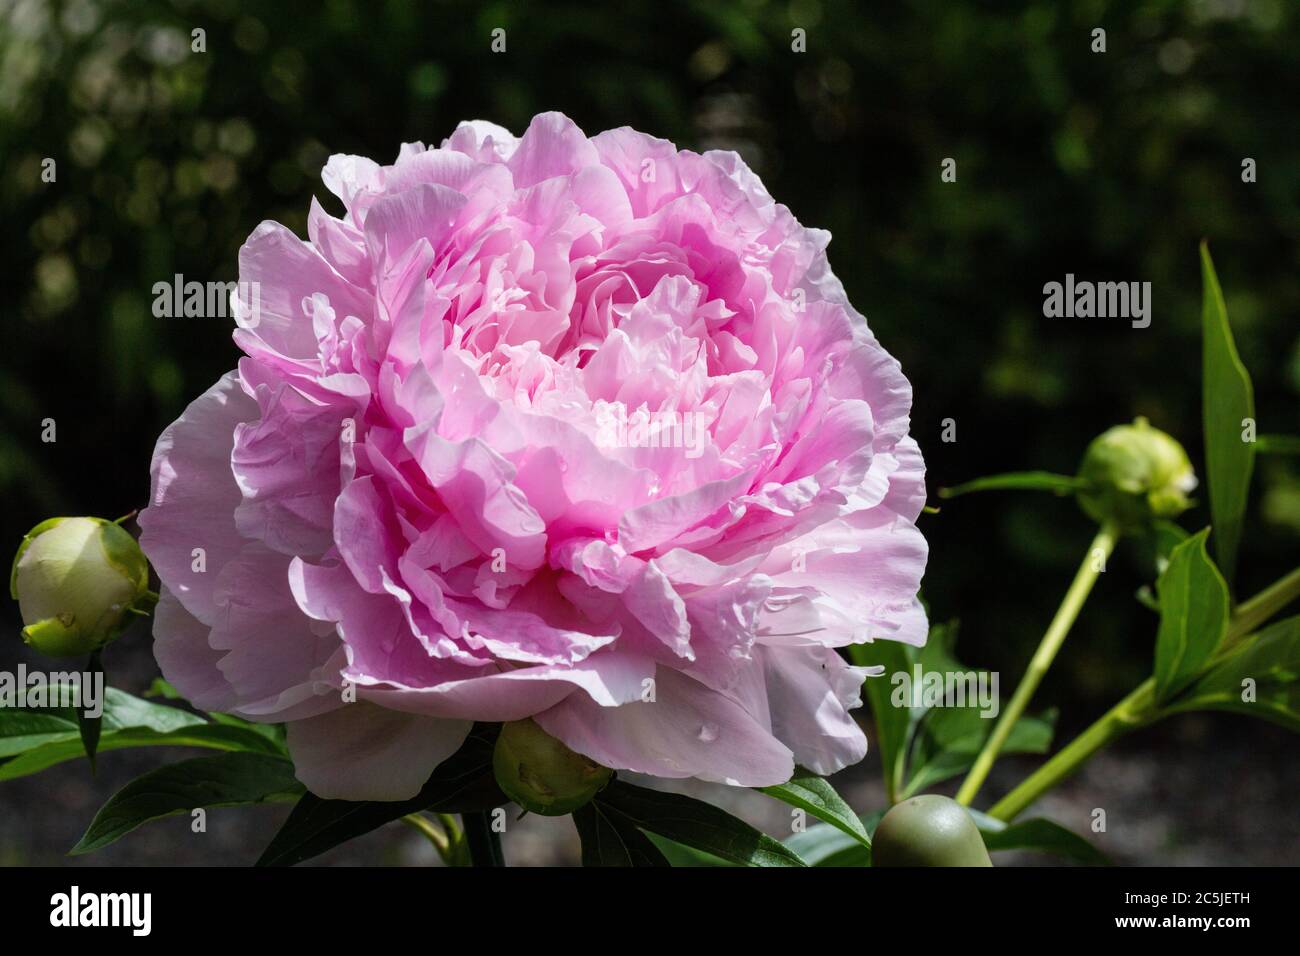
left=987, top=566, right=1300, bottom=821
left=955, top=522, right=1119, bottom=806
left=401, top=813, right=452, bottom=863
left=462, top=810, right=505, bottom=867
left=1225, top=565, right=1300, bottom=647
left=987, top=680, right=1154, bottom=821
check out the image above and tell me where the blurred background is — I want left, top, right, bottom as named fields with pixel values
left=0, top=0, right=1296, bottom=865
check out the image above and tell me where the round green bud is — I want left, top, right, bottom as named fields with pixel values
left=492, top=718, right=612, bottom=816
left=10, top=517, right=151, bottom=658
left=1076, top=417, right=1196, bottom=532
left=872, top=795, right=993, bottom=867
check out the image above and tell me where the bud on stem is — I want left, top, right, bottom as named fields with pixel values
left=11, top=517, right=152, bottom=658
left=1077, top=417, right=1196, bottom=532
left=492, top=719, right=612, bottom=816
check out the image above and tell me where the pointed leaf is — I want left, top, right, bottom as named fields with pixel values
left=966, top=809, right=1111, bottom=865
left=0, top=685, right=281, bottom=780
left=71, top=753, right=302, bottom=854
left=1162, top=614, right=1300, bottom=731
left=1153, top=529, right=1229, bottom=704
left=1200, top=242, right=1255, bottom=586
left=759, top=768, right=870, bottom=847
left=0, top=724, right=287, bottom=781
left=939, top=472, right=1084, bottom=499
left=596, top=779, right=805, bottom=867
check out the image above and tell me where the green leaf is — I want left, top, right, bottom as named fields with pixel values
left=0, top=684, right=284, bottom=781
left=0, top=724, right=287, bottom=781
left=256, top=724, right=505, bottom=867
left=574, top=802, right=671, bottom=866
left=1200, top=242, right=1255, bottom=587
left=0, top=684, right=204, bottom=736
left=849, top=637, right=915, bottom=803
left=0, top=708, right=88, bottom=758
left=852, top=621, right=966, bottom=802
left=858, top=622, right=1055, bottom=799
left=1162, top=615, right=1300, bottom=731
left=0, top=686, right=284, bottom=780
left=903, top=705, right=1056, bottom=798
left=784, top=824, right=872, bottom=866
left=596, top=779, right=806, bottom=867
left=938, top=471, right=1084, bottom=499
left=1153, top=529, right=1230, bottom=704
left=853, top=622, right=1051, bottom=802
left=966, top=809, right=1111, bottom=865
left=784, top=809, right=885, bottom=867
left=759, top=768, right=871, bottom=848
left=71, top=752, right=302, bottom=854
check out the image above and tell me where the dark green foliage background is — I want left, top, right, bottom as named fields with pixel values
left=1, top=0, right=1296, bottom=728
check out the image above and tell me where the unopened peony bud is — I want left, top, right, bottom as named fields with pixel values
left=1076, top=417, right=1196, bottom=531
left=10, top=517, right=151, bottom=658
left=872, top=794, right=993, bottom=867
left=493, top=718, right=612, bottom=816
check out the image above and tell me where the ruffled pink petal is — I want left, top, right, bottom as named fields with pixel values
left=535, top=668, right=795, bottom=786
left=139, top=371, right=257, bottom=626
left=507, top=111, right=600, bottom=188
left=151, top=587, right=238, bottom=713
left=757, top=644, right=870, bottom=777
left=234, top=221, right=372, bottom=364
left=442, top=120, right=519, bottom=163
left=207, top=544, right=342, bottom=721
left=358, top=650, right=652, bottom=721
left=231, top=382, right=347, bottom=558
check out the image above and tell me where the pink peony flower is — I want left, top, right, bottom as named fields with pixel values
left=140, top=113, right=927, bottom=801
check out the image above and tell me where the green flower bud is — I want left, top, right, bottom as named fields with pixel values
left=10, top=517, right=151, bottom=658
left=1076, top=417, right=1196, bottom=531
left=872, top=795, right=993, bottom=867
left=492, top=718, right=612, bottom=816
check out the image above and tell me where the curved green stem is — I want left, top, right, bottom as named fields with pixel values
left=955, top=522, right=1119, bottom=806
left=401, top=813, right=452, bottom=861
left=987, top=680, right=1154, bottom=821
left=1225, top=565, right=1300, bottom=647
